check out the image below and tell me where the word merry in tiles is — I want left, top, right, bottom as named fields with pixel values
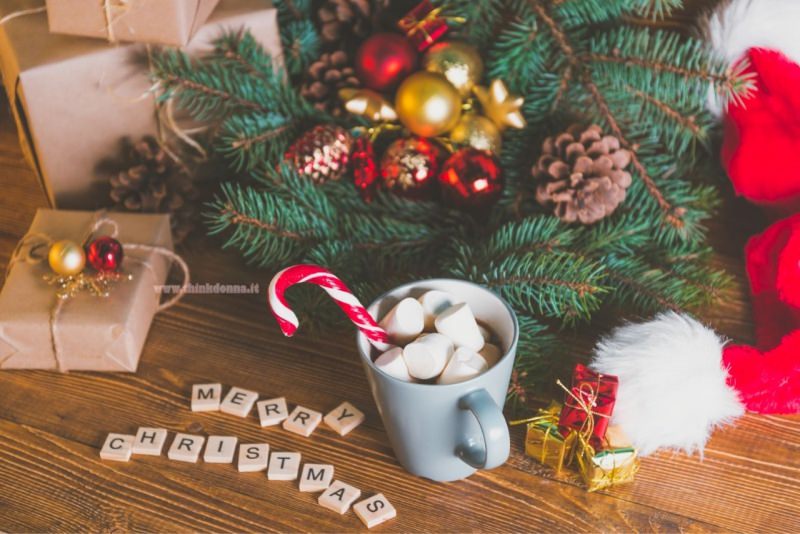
left=100, top=385, right=393, bottom=528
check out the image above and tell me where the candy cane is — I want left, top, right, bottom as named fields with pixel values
left=268, top=264, right=391, bottom=351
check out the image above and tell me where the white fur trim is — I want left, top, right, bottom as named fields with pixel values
left=705, top=0, right=800, bottom=114
left=591, top=312, right=744, bottom=456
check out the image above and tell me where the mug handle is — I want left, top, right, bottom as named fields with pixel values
left=456, top=389, right=510, bottom=470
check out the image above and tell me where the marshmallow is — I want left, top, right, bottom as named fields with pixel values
left=434, top=302, right=485, bottom=351
left=402, top=333, right=454, bottom=380
left=379, top=297, right=425, bottom=345
left=477, top=323, right=492, bottom=342
left=374, top=347, right=413, bottom=381
left=438, top=347, right=488, bottom=385
left=479, top=343, right=502, bottom=367
left=418, top=290, right=459, bottom=330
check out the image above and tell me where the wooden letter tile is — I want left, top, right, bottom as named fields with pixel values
left=238, top=443, right=269, bottom=472
left=191, top=383, right=222, bottom=412
left=299, top=463, right=334, bottom=492
left=167, top=433, right=206, bottom=463
left=219, top=387, right=259, bottom=418
left=256, top=397, right=289, bottom=427
left=282, top=405, right=322, bottom=437
left=100, top=433, right=134, bottom=462
left=132, top=427, right=168, bottom=456
left=204, top=436, right=238, bottom=463
left=318, top=480, right=361, bottom=514
left=323, top=401, right=365, bottom=436
left=267, top=452, right=301, bottom=480
left=354, top=494, right=397, bottom=528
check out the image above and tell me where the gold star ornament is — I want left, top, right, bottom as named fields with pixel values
left=339, top=88, right=397, bottom=122
left=473, top=79, right=526, bottom=131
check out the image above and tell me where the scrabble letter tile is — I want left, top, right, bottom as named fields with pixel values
left=132, top=427, right=168, bottom=456
left=220, top=387, right=259, bottom=418
left=191, top=383, right=222, bottom=412
left=282, top=405, right=322, bottom=437
left=238, top=443, right=269, bottom=472
left=323, top=401, right=365, bottom=436
left=354, top=494, right=397, bottom=529
left=100, top=433, right=133, bottom=462
left=267, top=452, right=301, bottom=480
left=167, top=433, right=205, bottom=463
left=299, top=463, right=334, bottom=492
left=204, top=436, right=238, bottom=463
left=256, top=397, right=289, bottom=427
left=318, top=480, right=361, bottom=514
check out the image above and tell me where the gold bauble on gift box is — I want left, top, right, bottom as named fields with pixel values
left=449, top=114, right=502, bottom=153
left=395, top=72, right=462, bottom=138
left=422, top=41, right=484, bottom=97
left=48, top=239, right=86, bottom=276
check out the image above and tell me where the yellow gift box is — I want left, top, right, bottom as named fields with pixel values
left=513, top=402, right=574, bottom=474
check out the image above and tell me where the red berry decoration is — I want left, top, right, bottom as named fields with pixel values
left=86, top=236, right=124, bottom=272
left=352, top=136, right=378, bottom=201
left=380, top=137, right=444, bottom=199
left=355, top=33, right=418, bottom=91
left=438, top=148, right=503, bottom=211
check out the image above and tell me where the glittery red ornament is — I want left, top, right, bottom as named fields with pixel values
left=86, top=236, right=123, bottom=272
left=380, top=137, right=444, bottom=199
left=438, top=148, right=503, bottom=210
left=355, top=33, right=418, bottom=91
left=352, top=136, right=378, bottom=201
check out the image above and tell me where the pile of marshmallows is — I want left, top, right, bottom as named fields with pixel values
left=373, top=290, right=501, bottom=384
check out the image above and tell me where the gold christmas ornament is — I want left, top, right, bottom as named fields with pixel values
left=474, top=79, right=526, bottom=130
left=421, top=41, right=484, bottom=97
left=395, top=72, right=462, bottom=138
left=449, top=114, right=502, bottom=153
left=339, top=88, right=398, bottom=122
left=47, top=240, right=86, bottom=276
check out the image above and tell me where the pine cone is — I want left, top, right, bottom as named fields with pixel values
left=285, top=124, right=354, bottom=183
left=317, top=0, right=372, bottom=44
left=533, top=125, right=632, bottom=224
left=300, top=51, right=360, bottom=116
left=109, top=136, right=197, bottom=242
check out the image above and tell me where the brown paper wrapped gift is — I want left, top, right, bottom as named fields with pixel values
left=47, top=0, right=220, bottom=46
left=0, top=0, right=282, bottom=209
left=0, top=210, right=173, bottom=372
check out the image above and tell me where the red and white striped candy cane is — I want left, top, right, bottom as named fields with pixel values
left=268, top=264, right=391, bottom=351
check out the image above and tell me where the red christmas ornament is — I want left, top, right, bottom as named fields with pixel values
left=86, top=236, right=123, bottom=272
left=438, top=148, right=503, bottom=210
left=355, top=33, right=418, bottom=92
left=380, top=137, right=444, bottom=199
left=352, top=136, right=378, bottom=201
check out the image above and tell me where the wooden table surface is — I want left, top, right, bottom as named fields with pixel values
left=1, top=7, right=800, bottom=532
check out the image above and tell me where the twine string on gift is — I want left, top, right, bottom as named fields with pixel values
left=4, top=212, right=189, bottom=372
left=101, top=0, right=134, bottom=43
left=0, top=5, right=46, bottom=26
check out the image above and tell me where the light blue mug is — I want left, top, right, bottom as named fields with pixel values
left=356, top=279, right=518, bottom=482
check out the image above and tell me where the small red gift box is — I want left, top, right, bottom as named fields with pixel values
left=558, top=364, right=618, bottom=447
left=397, top=0, right=449, bottom=52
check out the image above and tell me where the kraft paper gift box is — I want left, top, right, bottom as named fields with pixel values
left=0, top=0, right=282, bottom=209
left=0, top=210, right=173, bottom=372
left=47, top=0, right=220, bottom=46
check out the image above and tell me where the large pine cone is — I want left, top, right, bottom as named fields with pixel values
left=284, top=124, right=354, bottom=183
left=300, top=51, right=360, bottom=116
left=109, top=136, right=197, bottom=242
left=317, top=0, right=372, bottom=44
left=533, top=125, right=632, bottom=224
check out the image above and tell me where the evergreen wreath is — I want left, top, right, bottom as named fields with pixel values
left=149, top=0, right=753, bottom=410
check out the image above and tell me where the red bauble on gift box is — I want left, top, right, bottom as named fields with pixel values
left=355, top=33, right=418, bottom=92
left=86, top=236, right=124, bottom=272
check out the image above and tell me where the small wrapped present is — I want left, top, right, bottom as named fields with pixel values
left=0, top=210, right=181, bottom=372
left=513, top=402, right=574, bottom=474
left=397, top=0, right=451, bottom=51
left=573, top=426, right=640, bottom=492
left=558, top=363, right=618, bottom=447
left=0, top=0, right=282, bottom=209
left=46, top=0, right=220, bottom=46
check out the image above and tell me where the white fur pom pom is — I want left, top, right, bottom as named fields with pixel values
left=591, top=312, right=745, bottom=456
